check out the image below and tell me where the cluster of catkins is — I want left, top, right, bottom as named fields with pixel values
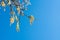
left=0, top=0, right=34, bottom=32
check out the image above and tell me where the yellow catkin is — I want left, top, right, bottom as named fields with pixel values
left=16, top=22, right=20, bottom=32
left=17, top=6, right=20, bottom=14
left=30, top=15, right=34, bottom=25
left=1, top=1, right=5, bottom=7
left=10, top=17, right=14, bottom=24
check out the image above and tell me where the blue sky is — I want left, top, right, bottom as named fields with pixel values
left=0, top=0, right=60, bottom=40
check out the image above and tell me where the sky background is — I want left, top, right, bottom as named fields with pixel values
left=0, top=0, right=60, bottom=40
